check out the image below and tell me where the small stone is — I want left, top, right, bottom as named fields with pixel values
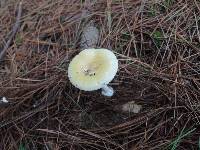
left=121, top=101, right=142, bottom=113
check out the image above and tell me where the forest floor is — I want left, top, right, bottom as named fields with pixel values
left=0, top=0, right=200, bottom=149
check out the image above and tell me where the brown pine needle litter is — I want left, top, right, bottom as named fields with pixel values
left=0, top=0, right=200, bottom=149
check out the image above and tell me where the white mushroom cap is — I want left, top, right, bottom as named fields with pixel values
left=68, top=48, right=118, bottom=91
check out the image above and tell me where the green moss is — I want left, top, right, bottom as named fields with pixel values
left=148, top=6, right=156, bottom=17
left=152, top=30, right=164, bottom=48
left=164, top=0, right=174, bottom=8
left=19, top=143, right=26, bottom=150
left=15, top=33, right=23, bottom=46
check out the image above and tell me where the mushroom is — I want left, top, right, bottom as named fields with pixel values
left=68, top=48, right=118, bottom=96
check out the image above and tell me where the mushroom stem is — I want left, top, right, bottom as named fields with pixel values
left=101, top=85, right=114, bottom=97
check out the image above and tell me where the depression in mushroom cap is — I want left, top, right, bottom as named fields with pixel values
left=68, top=48, right=118, bottom=91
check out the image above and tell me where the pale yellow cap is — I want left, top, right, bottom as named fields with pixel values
left=68, top=48, right=118, bottom=91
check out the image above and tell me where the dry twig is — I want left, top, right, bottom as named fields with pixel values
left=0, top=1, right=22, bottom=61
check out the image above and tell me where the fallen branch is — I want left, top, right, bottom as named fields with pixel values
left=0, top=1, right=22, bottom=61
